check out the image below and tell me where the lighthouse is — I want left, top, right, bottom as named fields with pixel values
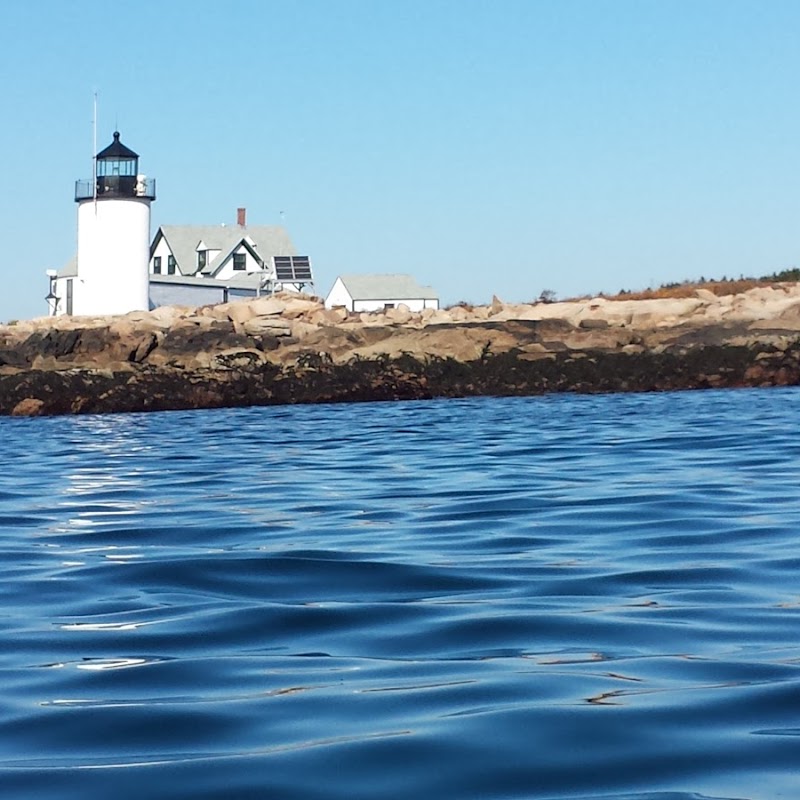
left=71, top=131, right=156, bottom=315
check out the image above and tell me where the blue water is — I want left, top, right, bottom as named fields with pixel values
left=1, top=389, right=800, bottom=799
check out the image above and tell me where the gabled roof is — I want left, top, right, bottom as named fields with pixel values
left=336, top=273, right=439, bottom=301
left=152, top=225, right=296, bottom=276
left=199, top=237, right=263, bottom=277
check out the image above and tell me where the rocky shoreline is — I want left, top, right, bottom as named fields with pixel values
left=3, top=286, right=800, bottom=416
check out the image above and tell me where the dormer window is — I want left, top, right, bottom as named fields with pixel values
left=233, top=253, right=246, bottom=271
left=197, top=250, right=207, bottom=270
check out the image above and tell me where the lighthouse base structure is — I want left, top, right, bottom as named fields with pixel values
left=74, top=198, right=151, bottom=316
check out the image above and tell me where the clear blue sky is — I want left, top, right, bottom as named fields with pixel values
left=2, top=0, right=800, bottom=322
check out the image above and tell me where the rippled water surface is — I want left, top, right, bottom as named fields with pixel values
left=2, top=389, right=800, bottom=799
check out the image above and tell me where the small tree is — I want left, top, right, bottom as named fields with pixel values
left=538, top=289, right=557, bottom=304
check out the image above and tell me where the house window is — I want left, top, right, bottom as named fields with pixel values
left=384, top=303, right=395, bottom=310
left=197, top=250, right=207, bottom=270
left=153, top=256, right=161, bottom=274
left=167, top=255, right=176, bottom=275
left=233, top=253, right=246, bottom=271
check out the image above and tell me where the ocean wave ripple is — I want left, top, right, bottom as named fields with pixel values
left=1, top=389, right=800, bottom=799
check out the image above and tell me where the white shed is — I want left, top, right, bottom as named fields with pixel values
left=325, top=274, right=439, bottom=313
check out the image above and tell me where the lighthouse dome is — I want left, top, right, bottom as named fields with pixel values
left=96, top=130, right=139, bottom=160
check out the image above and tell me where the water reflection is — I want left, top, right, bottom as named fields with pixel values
left=58, top=620, right=152, bottom=632
left=74, top=658, right=151, bottom=671
left=45, top=415, right=162, bottom=532
left=68, top=414, right=158, bottom=458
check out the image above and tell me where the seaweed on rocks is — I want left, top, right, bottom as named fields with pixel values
left=3, top=340, right=800, bottom=417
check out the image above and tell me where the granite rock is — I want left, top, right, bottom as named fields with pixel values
left=3, top=284, right=800, bottom=415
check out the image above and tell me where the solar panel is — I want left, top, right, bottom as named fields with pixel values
left=274, top=256, right=294, bottom=281
left=273, top=255, right=313, bottom=283
left=292, top=256, right=313, bottom=281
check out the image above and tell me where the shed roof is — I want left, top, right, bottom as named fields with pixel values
left=149, top=272, right=266, bottom=290
left=58, top=256, right=77, bottom=278
left=337, top=273, right=438, bottom=301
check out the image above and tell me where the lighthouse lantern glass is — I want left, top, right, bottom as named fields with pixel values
left=97, top=156, right=137, bottom=178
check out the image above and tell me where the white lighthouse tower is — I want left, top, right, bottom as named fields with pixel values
left=71, top=131, right=156, bottom=315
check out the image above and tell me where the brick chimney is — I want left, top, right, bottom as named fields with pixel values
left=237, top=207, right=246, bottom=227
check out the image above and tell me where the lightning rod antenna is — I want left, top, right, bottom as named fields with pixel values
left=92, top=91, right=98, bottom=211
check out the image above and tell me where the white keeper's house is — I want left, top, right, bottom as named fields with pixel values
left=325, top=274, right=440, bottom=313
left=149, top=209, right=314, bottom=307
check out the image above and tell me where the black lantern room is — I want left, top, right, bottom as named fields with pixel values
left=96, top=131, right=138, bottom=195
left=75, top=131, right=156, bottom=202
